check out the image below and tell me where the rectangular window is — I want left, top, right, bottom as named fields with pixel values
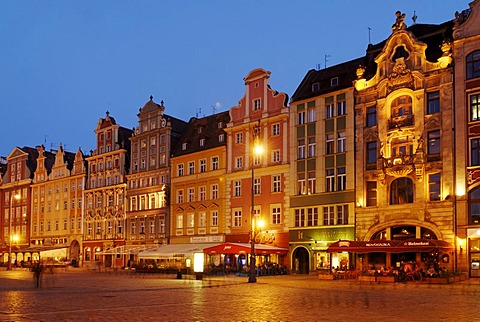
left=307, top=208, right=318, bottom=226
left=253, top=98, right=261, bottom=110
left=198, top=212, right=206, bottom=228
left=272, top=150, right=280, bottom=163
left=336, top=205, right=348, bottom=225
left=176, top=190, right=184, bottom=204
left=337, top=167, right=346, bottom=191
left=366, top=106, right=377, bottom=127
left=366, top=141, right=377, bottom=166
left=427, top=91, right=440, bottom=114
left=326, top=134, right=334, bottom=154
left=211, top=210, right=218, bottom=226
left=308, top=108, right=316, bottom=123
left=323, top=206, right=335, bottom=225
left=366, top=181, right=377, bottom=206
left=295, top=209, right=305, bottom=227
left=187, top=213, right=194, bottom=228
left=211, top=184, right=218, bottom=199
left=298, top=173, right=306, bottom=195
left=472, top=138, right=480, bottom=166
left=471, top=94, right=480, bottom=122
left=254, top=178, right=261, bottom=195
left=188, top=161, right=195, bottom=175
left=337, top=101, right=346, bottom=116
left=427, top=130, right=441, bottom=155
left=233, top=210, right=242, bottom=227
left=212, top=157, right=219, bottom=170
left=188, top=188, right=195, bottom=202
left=234, top=181, right=241, bottom=197
left=308, top=172, right=316, bottom=194
left=326, top=104, right=334, bottom=119
left=177, top=214, right=184, bottom=229
left=236, top=133, right=243, bottom=144
left=337, top=132, right=346, bottom=153
left=177, top=164, right=184, bottom=177
left=429, top=173, right=441, bottom=201
left=200, top=159, right=207, bottom=172
left=272, top=123, right=280, bottom=136
left=272, top=175, right=281, bottom=193
left=308, top=137, right=316, bottom=158
left=235, top=157, right=243, bottom=169
left=198, top=186, right=207, bottom=201
left=298, top=139, right=306, bottom=159
left=326, top=169, right=335, bottom=192
left=298, top=111, right=306, bottom=125
left=272, top=207, right=281, bottom=225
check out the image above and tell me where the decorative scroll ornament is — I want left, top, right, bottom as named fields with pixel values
left=388, top=57, right=413, bottom=92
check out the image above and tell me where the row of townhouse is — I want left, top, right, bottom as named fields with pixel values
left=1, top=2, right=480, bottom=275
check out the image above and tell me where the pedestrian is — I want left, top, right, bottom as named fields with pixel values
left=32, top=262, right=43, bottom=288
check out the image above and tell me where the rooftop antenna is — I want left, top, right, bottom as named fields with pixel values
left=316, top=63, right=321, bottom=70
left=368, top=27, right=372, bottom=44
left=412, top=11, right=418, bottom=24
left=212, top=104, right=217, bottom=115
left=44, top=135, right=48, bottom=145
left=324, top=54, right=331, bottom=69
left=196, top=107, right=202, bottom=118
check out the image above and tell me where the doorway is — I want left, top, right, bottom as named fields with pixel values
left=293, top=247, right=310, bottom=274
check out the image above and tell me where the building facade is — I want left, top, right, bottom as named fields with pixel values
left=126, top=97, right=187, bottom=259
left=290, top=60, right=359, bottom=273
left=225, top=68, right=290, bottom=269
left=30, top=145, right=86, bottom=264
left=83, top=112, right=132, bottom=268
left=453, top=0, right=480, bottom=275
left=354, top=13, right=456, bottom=271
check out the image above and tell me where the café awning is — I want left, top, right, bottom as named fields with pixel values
left=203, top=243, right=288, bottom=255
left=327, top=238, right=453, bottom=253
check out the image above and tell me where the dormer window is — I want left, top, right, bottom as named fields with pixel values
left=198, top=127, right=202, bottom=134
left=312, top=83, right=320, bottom=92
left=182, top=143, right=187, bottom=150
left=200, top=139, right=205, bottom=147
left=219, top=134, right=225, bottom=142
left=331, top=77, right=338, bottom=87
left=218, top=122, right=223, bottom=129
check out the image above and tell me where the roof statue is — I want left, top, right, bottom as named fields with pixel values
left=392, top=11, right=407, bottom=32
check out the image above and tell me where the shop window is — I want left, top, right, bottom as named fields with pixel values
left=390, top=177, right=414, bottom=204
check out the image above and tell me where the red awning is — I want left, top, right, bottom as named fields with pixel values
left=327, top=238, right=453, bottom=253
left=203, top=243, right=288, bottom=255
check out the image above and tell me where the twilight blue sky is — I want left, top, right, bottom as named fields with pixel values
left=0, top=1, right=465, bottom=157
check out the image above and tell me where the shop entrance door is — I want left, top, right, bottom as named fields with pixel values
left=293, top=247, right=310, bottom=274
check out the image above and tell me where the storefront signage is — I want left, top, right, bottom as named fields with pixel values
left=365, top=242, right=392, bottom=247
left=404, top=241, right=429, bottom=246
left=190, top=236, right=224, bottom=243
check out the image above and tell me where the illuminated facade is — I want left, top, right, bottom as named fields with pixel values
left=169, top=111, right=230, bottom=246
left=0, top=147, right=35, bottom=265
left=225, top=68, right=291, bottom=267
left=354, top=13, right=456, bottom=270
left=83, top=112, right=132, bottom=268
left=453, top=0, right=480, bottom=275
left=30, top=145, right=85, bottom=263
left=126, top=97, right=187, bottom=258
left=290, top=61, right=358, bottom=273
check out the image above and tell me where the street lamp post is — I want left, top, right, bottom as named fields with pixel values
left=248, top=120, right=262, bottom=283
left=7, top=192, right=20, bottom=271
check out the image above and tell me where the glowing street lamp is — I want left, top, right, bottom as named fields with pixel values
left=249, top=120, right=263, bottom=283
left=7, top=193, right=21, bottom=271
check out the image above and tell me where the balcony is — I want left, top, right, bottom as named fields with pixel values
left=381, top=155, right=415, bottom=178
left=388, top=115, right=414, bottom=130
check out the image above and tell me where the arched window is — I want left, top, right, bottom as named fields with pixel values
left=391, top=95, right=412, bottom=118
left=467, top=50, right=480, bottom=80
left=390, top=177, right=414, bottom=204
left=469, top=187, right=480, bottom=224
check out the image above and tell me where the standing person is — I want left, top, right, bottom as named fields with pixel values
left=32, top=263, right=43, bottom=288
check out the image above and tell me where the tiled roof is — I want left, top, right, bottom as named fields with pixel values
left=171, top=111, right=230, bottom=157
left=291, top=57, right=363, bottom=103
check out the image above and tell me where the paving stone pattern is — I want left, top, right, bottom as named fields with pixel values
left=0, top=269, right=479, bottom=321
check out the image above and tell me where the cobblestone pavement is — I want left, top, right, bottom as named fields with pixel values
left=1, top=269, right=480, bottom=322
